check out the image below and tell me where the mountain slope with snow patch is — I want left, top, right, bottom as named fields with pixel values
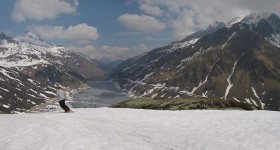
left=0, top=32, right=110, bottom=113
left=113, top=13, right=280, bottom=110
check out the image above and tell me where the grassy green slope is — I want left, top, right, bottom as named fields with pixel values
left=111, top=97, right=260, bottom=111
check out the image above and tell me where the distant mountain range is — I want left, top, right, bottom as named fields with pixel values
left=0, top=31, right=111, bottom=113
left=112, top=13, right=280, bottom=111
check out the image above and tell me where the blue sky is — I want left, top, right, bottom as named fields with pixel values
left=1, top=0, right=280, bottom=60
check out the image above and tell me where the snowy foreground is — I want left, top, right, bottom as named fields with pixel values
left=0, top=108, right=279, bottom=150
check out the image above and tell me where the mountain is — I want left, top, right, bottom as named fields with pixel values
left=0, top=32, right=110, bottom=113
left=112, top=13, right=280, bottom=110
left=171, top=21, right=226, bottom=50
left=91, top=59, right=114, bottom=74
left=15, top=31, right=53, bottom=47
left=100, top=58, right=124, bottom=69
left=112, top=21, right=227, bottom=82
left=241, top=13, right=280, bottom=48
left=227, top=17, right=242, bottom=27
left=16, top=31, right=111, bottom=80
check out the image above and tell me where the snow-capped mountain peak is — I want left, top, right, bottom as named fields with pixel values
left=15, top=31, right=52, bottom=47
left=0, top=32, right=66, bottom=67
left=206, top=21, right=226, bottom=30
left=0, top=32, right=17, bottom=44
left=23, top=31, right=42, bottom=40
left=169, top=21, right=226, bottom=50
left=241, top=13, right=279, bottom=25
left=227, top=17, right=242, bottom=27
left=240, top=13, right=280, bottom=48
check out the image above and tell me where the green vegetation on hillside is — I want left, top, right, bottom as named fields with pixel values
left=111, top=97, right=260, bottom=110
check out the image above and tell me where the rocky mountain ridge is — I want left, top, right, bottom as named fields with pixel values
left=112, top=13, right=280, bottom=110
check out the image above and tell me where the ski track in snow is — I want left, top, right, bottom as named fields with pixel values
left=0, top=108, right=280, bottom=150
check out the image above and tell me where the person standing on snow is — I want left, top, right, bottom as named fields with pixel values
left=55, top=85, right=71, bottom=113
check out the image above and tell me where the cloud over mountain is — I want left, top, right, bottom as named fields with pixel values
left=69, top=44, right=149, bottom=60
left=12, top=0, right=78, bottom=22
left=27, top=23, right=99, bottom=44
left=118, top=14, right=166, bottom=32
left=139, top=4, right=163, bottom=17
left=137, top=0, right=280, bottom=39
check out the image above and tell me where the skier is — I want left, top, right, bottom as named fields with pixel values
left=55, top=85, right=72, bottom=113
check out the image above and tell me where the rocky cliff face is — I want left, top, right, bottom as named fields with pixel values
left=113, top=13, right=280, bottom=110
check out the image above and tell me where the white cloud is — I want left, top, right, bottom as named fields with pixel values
left=139, top=4, right=163, bottom=16
left=12, top=0, right=79, bottom=22
left=69, top=44, right=149, bottom=60
left=171, top=9, right=196, bottom=39
left=146, top=36, right=154, bottom=40
left=118, top=14, right=166, bottom=32
left=27, top=23, right=99, bottom=44
left=137, top=0, right=280, bottom=39
left=130, top=43, right=149, bottom=54
left=68, top=45, right=97, bottom=58
left=100, top=44, right=149, bottom=60
left=125, top=0, right=134, bottom=5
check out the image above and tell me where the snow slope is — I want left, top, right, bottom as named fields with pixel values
left=0, top=108, right=279, bottom=150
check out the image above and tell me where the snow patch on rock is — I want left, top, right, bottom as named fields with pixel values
left=224, top=54, right=244, bottom=99
left=222, top=32, right=236, bottom=50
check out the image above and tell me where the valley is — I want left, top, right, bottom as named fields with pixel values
left=1, top=1, right=280, bottom=150
left=1, top=13, right=280, bottom=112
